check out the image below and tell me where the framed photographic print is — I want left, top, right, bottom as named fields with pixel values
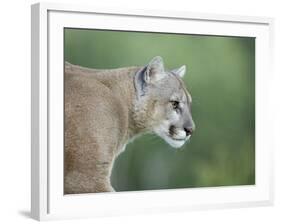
left=31, top=2, right=274, bottom=221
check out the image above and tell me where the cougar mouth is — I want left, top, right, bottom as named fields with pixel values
left=168, top=127, right=191, bottom=142
left=160, top=132, right=186, bottom=148
left=169, top=132, right=191, bottom=143
left=153, top=126, right=189, bottom=148
left=170, top=136, right=186, bottom=141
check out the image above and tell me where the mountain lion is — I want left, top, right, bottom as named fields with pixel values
left=64, top=56, right=195, bottom=194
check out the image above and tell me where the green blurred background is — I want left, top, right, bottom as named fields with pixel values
left=64, top=28, right=255, bottom=191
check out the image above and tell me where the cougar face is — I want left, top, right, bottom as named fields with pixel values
left=134, top=56, right=195, bottom=148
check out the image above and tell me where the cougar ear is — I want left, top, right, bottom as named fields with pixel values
left=171, top=65, right=186, bottom=78
left=134, top=56, right=166, bottom=99
left=144, top=56, right=165, bottom=83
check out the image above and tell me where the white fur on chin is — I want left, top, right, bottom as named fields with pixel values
left=164, top=136, right=186, bottom=148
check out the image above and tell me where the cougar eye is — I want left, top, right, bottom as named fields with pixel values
left=170, top=101, right=180, bottom=110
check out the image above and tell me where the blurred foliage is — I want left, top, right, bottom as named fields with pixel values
left=65, top=28, right=255, bottom=191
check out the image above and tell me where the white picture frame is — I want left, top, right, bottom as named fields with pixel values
left=31, top=2, right=274, bottom=221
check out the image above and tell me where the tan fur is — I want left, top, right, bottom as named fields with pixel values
left=64, top=57, right=194, bottom=194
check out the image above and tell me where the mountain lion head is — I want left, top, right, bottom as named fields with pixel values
left=134, top=56, right=195, bottom=148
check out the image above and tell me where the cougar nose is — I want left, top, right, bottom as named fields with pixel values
left=184, top=127, right=193, bottom=136
left=183, top=120, right=195, bottom=136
